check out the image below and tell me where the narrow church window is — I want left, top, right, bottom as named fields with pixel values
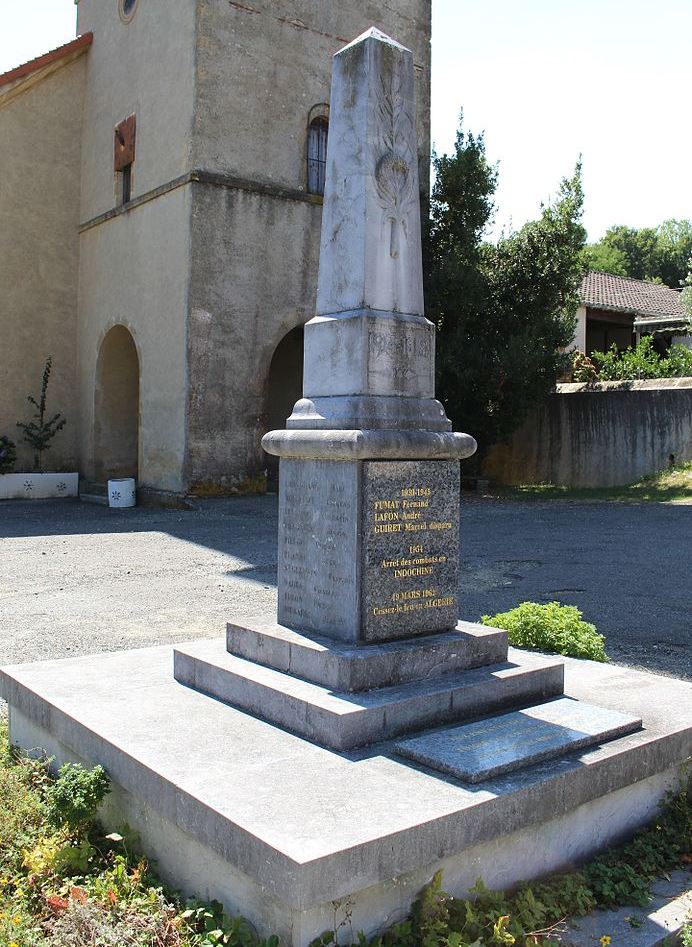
left=307, top=117, right=328, bottom=196
left=121, top=164, right=133, bottom=204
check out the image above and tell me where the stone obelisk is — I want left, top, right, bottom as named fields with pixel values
left=263, top=28, right=476, bottom=643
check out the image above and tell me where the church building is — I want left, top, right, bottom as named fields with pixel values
left=0, top=0, right=431, bottom=498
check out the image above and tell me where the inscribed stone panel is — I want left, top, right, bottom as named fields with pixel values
left=361, top=460, right=459, bottom=642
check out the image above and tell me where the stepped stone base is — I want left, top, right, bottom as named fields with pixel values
left=174, top=636, right=564, bottom=750
left=1, top=647, right=690, bottom=947
left=225, top=619, right=508, bottom=691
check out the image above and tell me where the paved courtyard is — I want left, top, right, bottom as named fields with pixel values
left=1, top=495, right=690, bottom=681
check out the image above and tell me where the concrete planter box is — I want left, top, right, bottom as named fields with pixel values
left=0, top=472, right=79, bottom=500
left=108, top=477, right=136, bottom=508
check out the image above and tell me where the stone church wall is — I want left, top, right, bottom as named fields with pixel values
left=77, top=187, right=191, bottom=493
left=0, top=56, right=87, bottom=472
left=185, top=0, right=431, bottom=490
left=74, top=0, right=197, bottom=491
left=191, top=0, right=431, bottom=192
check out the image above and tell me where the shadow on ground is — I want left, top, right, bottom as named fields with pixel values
left=0, top=495, right=690, bottom=679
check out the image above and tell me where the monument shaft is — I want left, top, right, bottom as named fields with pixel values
left=264, top=28, right=475, bottom=643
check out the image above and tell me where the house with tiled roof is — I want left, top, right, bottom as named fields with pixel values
left=573, top=271, right=689, bottom=355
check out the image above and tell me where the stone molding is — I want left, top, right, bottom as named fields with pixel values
left=78, top=169, right=324, bottom=234
left=262, top=429, right=477, bottom=460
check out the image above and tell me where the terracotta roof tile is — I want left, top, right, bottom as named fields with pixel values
left=581, top=270, right=686, bottom=323
left=0, top=33, right=93, bottom=90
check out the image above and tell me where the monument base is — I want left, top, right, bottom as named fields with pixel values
left=173, top=623, right=569, bottom=750
left=1, top=646, right=689, bottom=947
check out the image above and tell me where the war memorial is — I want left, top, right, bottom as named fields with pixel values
left=1, top=29, right=690, bottom=947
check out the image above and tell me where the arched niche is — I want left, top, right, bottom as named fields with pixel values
left=264, top=324, right=304, bottom=489
left=94, top=325, right=140, bottom=482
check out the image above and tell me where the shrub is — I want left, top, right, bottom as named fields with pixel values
left=45, top=762, right=110, bottom=830
left=570, top=351, right=598, bottom=383
left=591, top=336, right=692, bottom=381
left=481, top=601, right=608, bottom=661
left=0, top=434, right=17, bottom=473
left=47, top=895, right=180, bottom=947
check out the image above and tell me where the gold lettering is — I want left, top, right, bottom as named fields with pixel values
left=373, top=499, right=401, bottom=511
left=393, top=566, right=434, bottom=578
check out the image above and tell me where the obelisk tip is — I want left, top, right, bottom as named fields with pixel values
left=336, top=26, right=411, bottom=57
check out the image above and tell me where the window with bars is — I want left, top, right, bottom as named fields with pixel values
left=307, top=117, right=328, bottom=196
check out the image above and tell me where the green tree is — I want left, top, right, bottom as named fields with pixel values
left=582, top=219, right=692, bottom=286
left=428, top=116, right=585, bottom=458
left=604, top=224, right=658, bottom=280
left=653, top=219, right=692, bottom=287
left=682, top=256, right=692, bottom=320
left=580, top=241, right=628, bottom=276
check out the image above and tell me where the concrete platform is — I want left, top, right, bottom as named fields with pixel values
left=174, top=637, right=564, bottom=750
left=1, top=648, right=690, bottom=947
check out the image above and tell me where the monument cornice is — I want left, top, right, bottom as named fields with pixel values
left=261, top=429, right=477, bottom=461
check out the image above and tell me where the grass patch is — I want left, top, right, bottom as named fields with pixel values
left=481, top=601, right=608, bottom=662
left=495, top=461, right=692, bottom=504
left=1, top=722, right=689, bottom=946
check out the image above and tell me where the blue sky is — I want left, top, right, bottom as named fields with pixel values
left=1, top=0, right=690, bottom=241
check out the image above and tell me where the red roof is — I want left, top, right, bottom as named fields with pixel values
left=0, top=33, right=93, bottom=90
left=581, top=270, right=686, bottom=323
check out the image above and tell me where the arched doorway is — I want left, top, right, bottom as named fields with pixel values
left=265, top=325, right=304, bottom=490
left=94, top=325, right=140, bottom=482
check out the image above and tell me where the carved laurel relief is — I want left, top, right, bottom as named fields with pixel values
left=374, top=62, right=417, bottom=260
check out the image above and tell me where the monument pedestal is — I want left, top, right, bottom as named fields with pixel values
left=276, top=457, right=462, bottom=642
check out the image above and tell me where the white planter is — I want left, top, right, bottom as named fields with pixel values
left=0, top=472, right=79, bottom=500
left=108, top=477, right=136, bottom=508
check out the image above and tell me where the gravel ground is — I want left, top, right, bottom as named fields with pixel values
left=1, top=495, right=690, bottom=686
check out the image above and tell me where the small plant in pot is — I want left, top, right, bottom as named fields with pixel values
left=1, top=358, right=78, bottom=501
left=16, top=355, right=66, bottom=472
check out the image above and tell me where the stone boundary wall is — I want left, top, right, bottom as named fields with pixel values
left=482, top=378, right=692, bottom=488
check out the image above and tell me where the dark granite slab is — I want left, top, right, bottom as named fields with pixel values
left=395, top=697, right=642, bottom=783
left=361, top=460, right=459, bottom=642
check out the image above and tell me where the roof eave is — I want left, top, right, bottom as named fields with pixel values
left=584, top=301, right=685, bottom=322
left=0, top=33, right=93, bottom=90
